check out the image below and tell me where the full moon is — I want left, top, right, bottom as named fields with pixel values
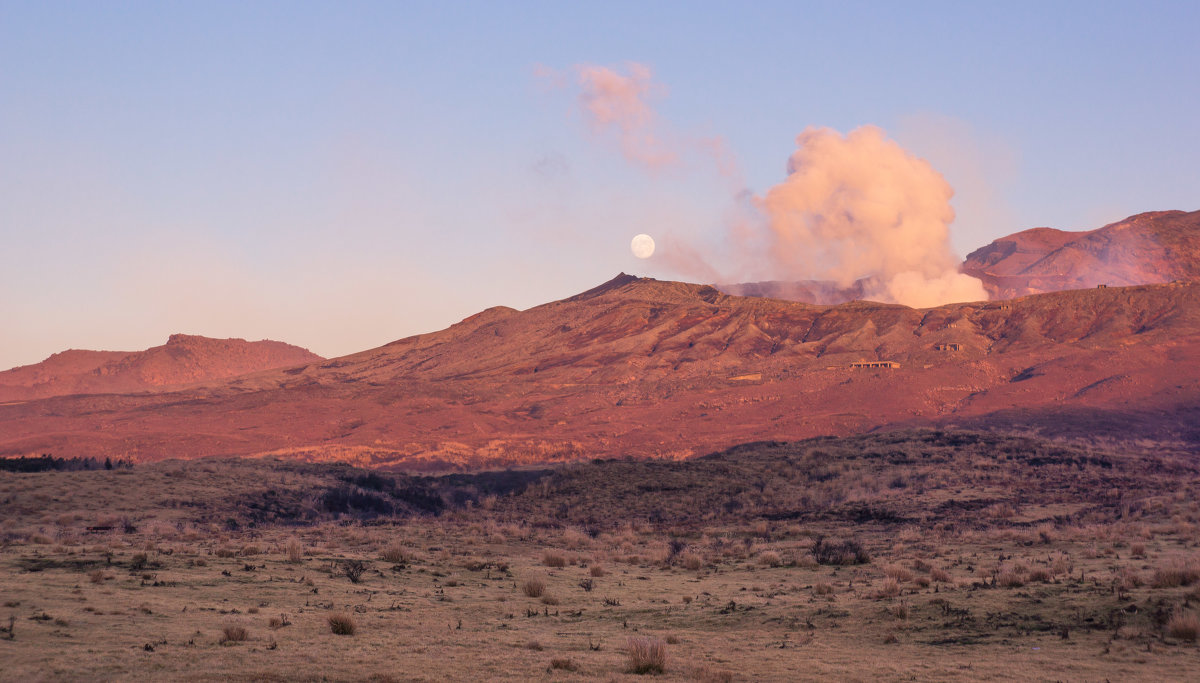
left=631, top=233, right=655, bottom=259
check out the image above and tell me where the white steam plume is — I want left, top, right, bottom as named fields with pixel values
left=759, top=126, right=987, bottom=307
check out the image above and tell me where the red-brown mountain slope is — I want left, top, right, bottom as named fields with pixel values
left=0, top=334, right=323, bottom=401
left=1, top=275, right=1197, bottom=470
left=963, top=210, right=1200, bottom=299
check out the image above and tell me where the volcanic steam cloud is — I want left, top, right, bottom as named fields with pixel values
left=557, top=62, right=989, bottom=308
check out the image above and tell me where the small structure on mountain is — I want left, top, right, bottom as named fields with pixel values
left=934, top=343, right=962, bottom=351
left=1096, top=284, right=1108, bottom=289
left=849, top=360, right=900, bottom=369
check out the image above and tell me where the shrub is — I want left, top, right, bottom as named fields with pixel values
left=342, top=559, right=367, bottom=583
left=221, top=625, right=249, bottom=643
left=930, top=568, right=952, bottom=583
left=328, top=612, right=357, bottom=636
left=88, top=569, right=106, bottom=584
left=525, top=640, right=544, bottom=651
left=523, top=579, right=545, bottom=598
left=814, top=582, right=834, bottom=595
left=543, top=552, right=567, bottom=568
left=812, top=536, right=869, bottom=565
left=889, top=603, right=909, bottom=619
left=540, top=595, right=560, bottom=606
left=627, top=636, right=667, bottom=675
left=589, top=565, right=607, bottom=577
left=1167, top=611, right=1200, bottom=642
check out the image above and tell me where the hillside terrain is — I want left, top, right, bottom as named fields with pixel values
left=962, top=210, right=1200, bottom=299
left=1, top=273, right=1198, bottom=469
left=0, top=334, right=322, bottom=401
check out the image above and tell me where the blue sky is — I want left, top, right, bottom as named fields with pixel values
left=2, top=1, right=1197, bottom=369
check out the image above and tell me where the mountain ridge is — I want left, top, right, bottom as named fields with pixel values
left=2, top=275, right=1197, bottom=469
left=0, top=334, right=323, bottom=401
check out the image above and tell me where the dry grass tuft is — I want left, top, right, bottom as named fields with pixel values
left=284, top=537, right=304, bottom=563
left=380, top=545, right=408, bottom=564
left=1152, top=559, right=1200, bottom=588
left=549, top=658, right=578, bottom=671
left=327, top=612, right=357, bottom=636
left=1167, top=611, right=1200, bottom=642
left=757, top=551, right=782, bottom=568
left=220, top=624, right=249, bottom=643
left=522, top=579, right=546, bottom=598
left=1028, top=567, right=1052, bottom=583
left=590, top=565, right=607, bottom=577
left=679, top=552, right=704, bottom=571
left=997, top=569, right=1026, bottom=588
left=875, top=577, right=901, bottom=599
left=883, top=564, right=913, bottom=582
left=627, top=636, right=667, bottom=675
left=542, top=551, right=567, bottom=568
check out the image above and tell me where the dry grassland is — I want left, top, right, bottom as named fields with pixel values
left=2, top=431, right=1200, bottom=681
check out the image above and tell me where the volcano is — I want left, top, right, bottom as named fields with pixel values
left=1, top=271, right=1198, bottom=470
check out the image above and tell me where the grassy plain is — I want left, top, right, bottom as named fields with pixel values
left=2, top=431, right=1200, bottom=681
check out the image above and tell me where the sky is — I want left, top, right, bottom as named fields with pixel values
left=2, top=1, right=1198, bottom=370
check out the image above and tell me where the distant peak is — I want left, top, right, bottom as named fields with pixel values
left=567, top=273, right=645, bottom=301
left=167, top=333, right=208, bottom=345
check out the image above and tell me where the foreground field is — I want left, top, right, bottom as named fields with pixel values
left=2, top=431, right=1200, bottom=681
